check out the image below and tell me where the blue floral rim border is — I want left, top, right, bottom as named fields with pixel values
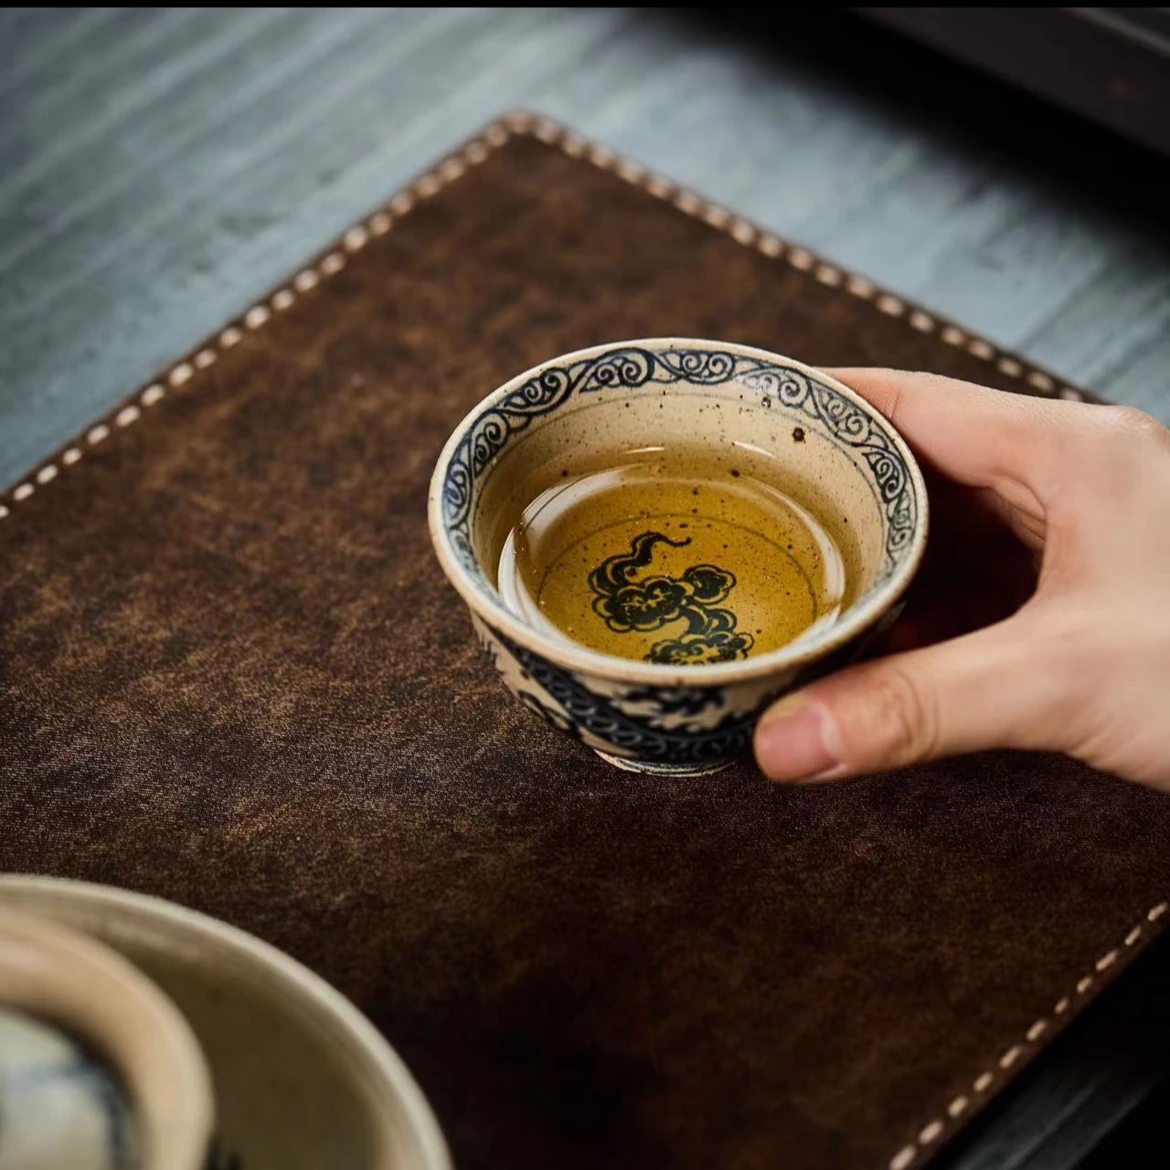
left=440, top=346, right=918, bottom=595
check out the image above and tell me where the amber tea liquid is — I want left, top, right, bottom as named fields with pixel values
left=498, top=448, right=846, bottom=665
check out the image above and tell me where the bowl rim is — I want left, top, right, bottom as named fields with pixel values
left=0, top=876, right=453, bottom=1170
left=428, top=338, right=929, bottom=686
left=0, top=907, right=214, bottom=1170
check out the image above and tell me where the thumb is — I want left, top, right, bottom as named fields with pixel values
left=753, top=616, right=1063, bottom=782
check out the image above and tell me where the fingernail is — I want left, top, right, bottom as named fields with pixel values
left=755, top=693, right=843, bottom=782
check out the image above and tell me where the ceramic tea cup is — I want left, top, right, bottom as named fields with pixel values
left=0, top=877, right=451, bottom=1170
left=0, top=908, right=212, bottom=1170
left=429, top=339, right=928, bottom=776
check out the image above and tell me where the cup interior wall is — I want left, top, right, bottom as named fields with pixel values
left=467, top=386, right=887, bottom=625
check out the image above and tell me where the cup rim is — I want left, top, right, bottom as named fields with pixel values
left=428, top=338, right=929, bottom=686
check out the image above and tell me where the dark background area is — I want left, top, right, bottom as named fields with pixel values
left=861, top=8, right=1170, bottom=158
left=2, top=8, right=1169, bottom=1167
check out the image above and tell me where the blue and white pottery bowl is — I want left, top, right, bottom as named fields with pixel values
left=0, top=1007, right=142, bottom=1170
left=0, top=908, right=212, bottom=1170
left=0, top=878, right=451, bottom=1170
left=429, top=339, right=928, bottom=776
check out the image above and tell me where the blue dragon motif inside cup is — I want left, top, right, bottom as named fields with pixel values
left=588, top=532, right=754, bottom=665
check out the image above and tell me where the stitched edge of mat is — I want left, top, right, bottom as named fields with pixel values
left=0, top=108, right=1162, bottom=1169
left=887, top=900, right=1168, bottom=1168
left=0, top=109, right=1098, bottom=521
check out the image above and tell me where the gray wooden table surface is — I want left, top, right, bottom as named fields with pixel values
left=2, top=7, right=1169, bottom=488
left=3, top=8, right=1169, bottom=1168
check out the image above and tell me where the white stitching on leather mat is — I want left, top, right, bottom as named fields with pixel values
left=0, top=110, right=1089, bottom=520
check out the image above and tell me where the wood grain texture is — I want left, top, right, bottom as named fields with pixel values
left=2, top=9, right=1168, bottom=1168
left=1, top=7, right=1169, bottom=490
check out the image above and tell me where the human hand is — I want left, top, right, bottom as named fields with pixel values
left=753, top=369, right=1170, bottom=789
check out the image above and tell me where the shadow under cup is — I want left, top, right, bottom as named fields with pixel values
left=431, top=342, right=926, bottom=776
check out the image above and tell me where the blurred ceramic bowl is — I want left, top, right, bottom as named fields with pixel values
left=429, top=339, right=928, bottom=775
left=0, top=878, right=450, bottom=1170
left=0, top=909, right=212, bottom=1170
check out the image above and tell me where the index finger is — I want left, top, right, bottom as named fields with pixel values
left=823, top=367, right=1074, bottom=492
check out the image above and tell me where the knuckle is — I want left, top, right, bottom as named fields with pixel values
left=1101, top=404, right=1168, bottom=447
left=861, top=666, right=937, bottom=767
left=881, top=378, right=907, bottom=430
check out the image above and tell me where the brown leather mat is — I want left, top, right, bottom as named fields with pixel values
left=1, top=111, right=1167, bottom=1170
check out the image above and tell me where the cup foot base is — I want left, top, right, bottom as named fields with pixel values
left=593, top=749, right=734, bottom=778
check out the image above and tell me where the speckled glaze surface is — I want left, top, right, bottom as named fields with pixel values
left=429, top=339, right=928, bottom=775
left=0, top=879, right=452, bottom=1170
